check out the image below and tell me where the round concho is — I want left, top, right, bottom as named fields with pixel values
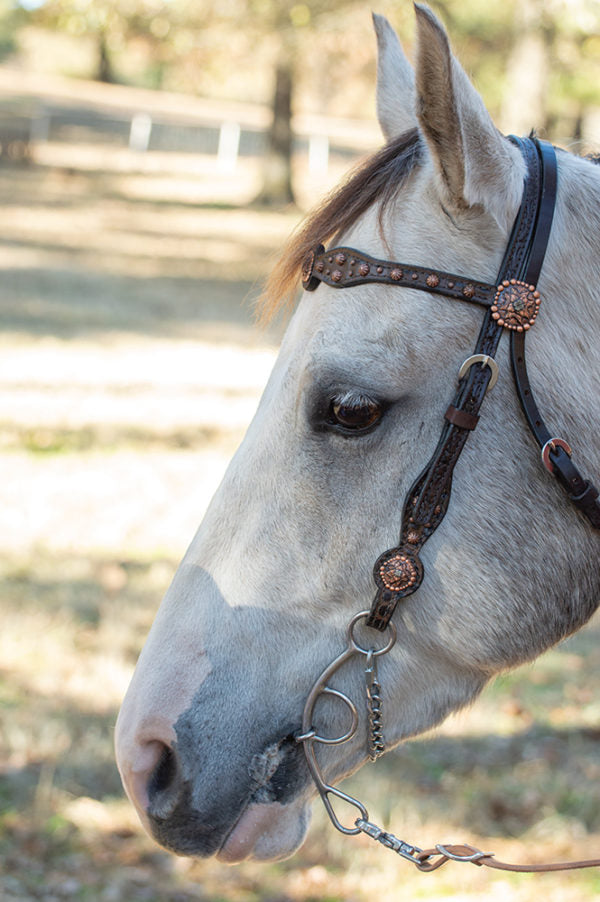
left=374, top=547, right=423, bottom=596
left=491, top=280, right=541, bottom=331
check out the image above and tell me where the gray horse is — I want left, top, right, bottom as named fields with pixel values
left=116, top=5, right=600, bottom=863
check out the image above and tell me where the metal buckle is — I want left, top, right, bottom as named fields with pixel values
left=541, top=437, right=572, bottom=474
left=457, top=354, right=499, bottom=392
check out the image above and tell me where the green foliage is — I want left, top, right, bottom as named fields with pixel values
left=0, top=0, right=27, bottom=61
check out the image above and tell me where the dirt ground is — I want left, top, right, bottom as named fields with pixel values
left=3, top=147, right=600, bottom=902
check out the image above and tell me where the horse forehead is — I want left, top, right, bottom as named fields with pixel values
left=295, top=302, right=400, bottom=389
left=297, top=282, right=477, bottom=382
left=304, top=290, right=400, bottom=348
left=338, top=172, right=508, bottom=278
left=286, top=180, right=509, bottom=385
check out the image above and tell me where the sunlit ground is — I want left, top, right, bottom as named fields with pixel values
left=2, top=145, right=600, bottom=901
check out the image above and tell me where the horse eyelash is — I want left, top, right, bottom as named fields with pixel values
left=331, top=390, right=379, bottom=409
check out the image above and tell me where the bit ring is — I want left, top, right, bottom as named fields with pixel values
left=347, top=610, right=397, bottom=656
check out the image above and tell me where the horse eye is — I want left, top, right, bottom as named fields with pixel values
left=330, top=395, right=383, bottom=431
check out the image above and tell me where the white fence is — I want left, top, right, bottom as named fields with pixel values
left=0, top=68, right=380, bottom=177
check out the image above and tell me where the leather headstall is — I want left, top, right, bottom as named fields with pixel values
left=301, top=136, right=600, bottom=631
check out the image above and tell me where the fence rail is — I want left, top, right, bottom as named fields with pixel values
left=0, top=70, right=381, bottom=175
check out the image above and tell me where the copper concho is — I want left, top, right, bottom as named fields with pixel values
left=491, top=279, right=541, bottom=331
left=377, top=550, right=420, bottom=593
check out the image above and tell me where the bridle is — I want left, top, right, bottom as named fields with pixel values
left=295, top=136, right=600, bottom=873
left=303, top=135, right=600, bottom=632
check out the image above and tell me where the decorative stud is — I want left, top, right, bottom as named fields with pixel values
left=391, top=268, right=403, bottom=281
left=332, top=270, right=343, bottom=282
left=316, top=261, right=324, bottom=273
left=328, top=256, right=333, bottom=263
left=406, top=529, right=420, bottom=544
left=335, top=253, right=346, bottom=265
left=463, top=284, right=475, bottom=299
left=492, top=281, right=541, bottom=331
left=411, top=272, right=418, bottom=280
left=379, top=553, right=419, bottom=592
left=359, top=263, right=370, bottom=276
left=426, top=274, right=440, bottom=288
left=376, top=266, right=384, bottom=274
left=447, top=281, right=455, bottom=289
left=350, top=258, right=356, bottom=266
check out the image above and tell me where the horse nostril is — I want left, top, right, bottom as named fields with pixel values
left=149, top=744, right=177, bottom=797
left=145, top=743, right=183, bottom=820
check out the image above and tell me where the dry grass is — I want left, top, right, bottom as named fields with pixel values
left=2, top=149, right=600, bottom=901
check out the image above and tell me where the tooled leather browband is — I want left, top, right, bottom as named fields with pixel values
left=302, top=247, right=541, bottom=330
left=302, top=136, right=600, bottom=631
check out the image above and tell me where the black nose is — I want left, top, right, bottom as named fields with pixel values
left=142, top=729, right=308, bottom=857
left=145, top=742, right=223, bottom=856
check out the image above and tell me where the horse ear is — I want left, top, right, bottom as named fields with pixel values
left=373, top=13, right=418, bottom=140
left=413, top=4, right=525, bottom=233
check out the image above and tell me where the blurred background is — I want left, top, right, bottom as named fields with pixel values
left=2, top=0, right=600, bottom=899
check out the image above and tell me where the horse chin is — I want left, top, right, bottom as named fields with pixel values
left=217, top=799, right=312, bottom=863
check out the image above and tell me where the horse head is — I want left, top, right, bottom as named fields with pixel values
left=115, top=5, right=600, bottom=863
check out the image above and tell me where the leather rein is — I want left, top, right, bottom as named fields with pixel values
left=296, top=136, right=600, bottom=874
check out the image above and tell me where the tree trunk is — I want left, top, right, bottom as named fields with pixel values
left=256, top=61, right=295, bottom=206
left=97, top=32, right=115, bottom=84
left=499, top=0, right=550, bottom=136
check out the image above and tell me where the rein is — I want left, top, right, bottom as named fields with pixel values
left=296, top=136, right=600, bottom=874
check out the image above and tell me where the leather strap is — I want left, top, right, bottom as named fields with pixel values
left=416, top=843, right=600, bottom=873
left=509, top=139, right=600, bottom=529
left=367, top=137, right=545, bottom=629
left=300, top=136, right=599, bottom=630
left=299, top=135, right=600, bottom=873
left=303, top=246, right=497, bottom=307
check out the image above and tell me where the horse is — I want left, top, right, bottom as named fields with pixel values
left=115, top=4, right=600, bottom=866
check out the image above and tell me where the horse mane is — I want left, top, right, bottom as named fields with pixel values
left=258, top=128, right=422, bottom=323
